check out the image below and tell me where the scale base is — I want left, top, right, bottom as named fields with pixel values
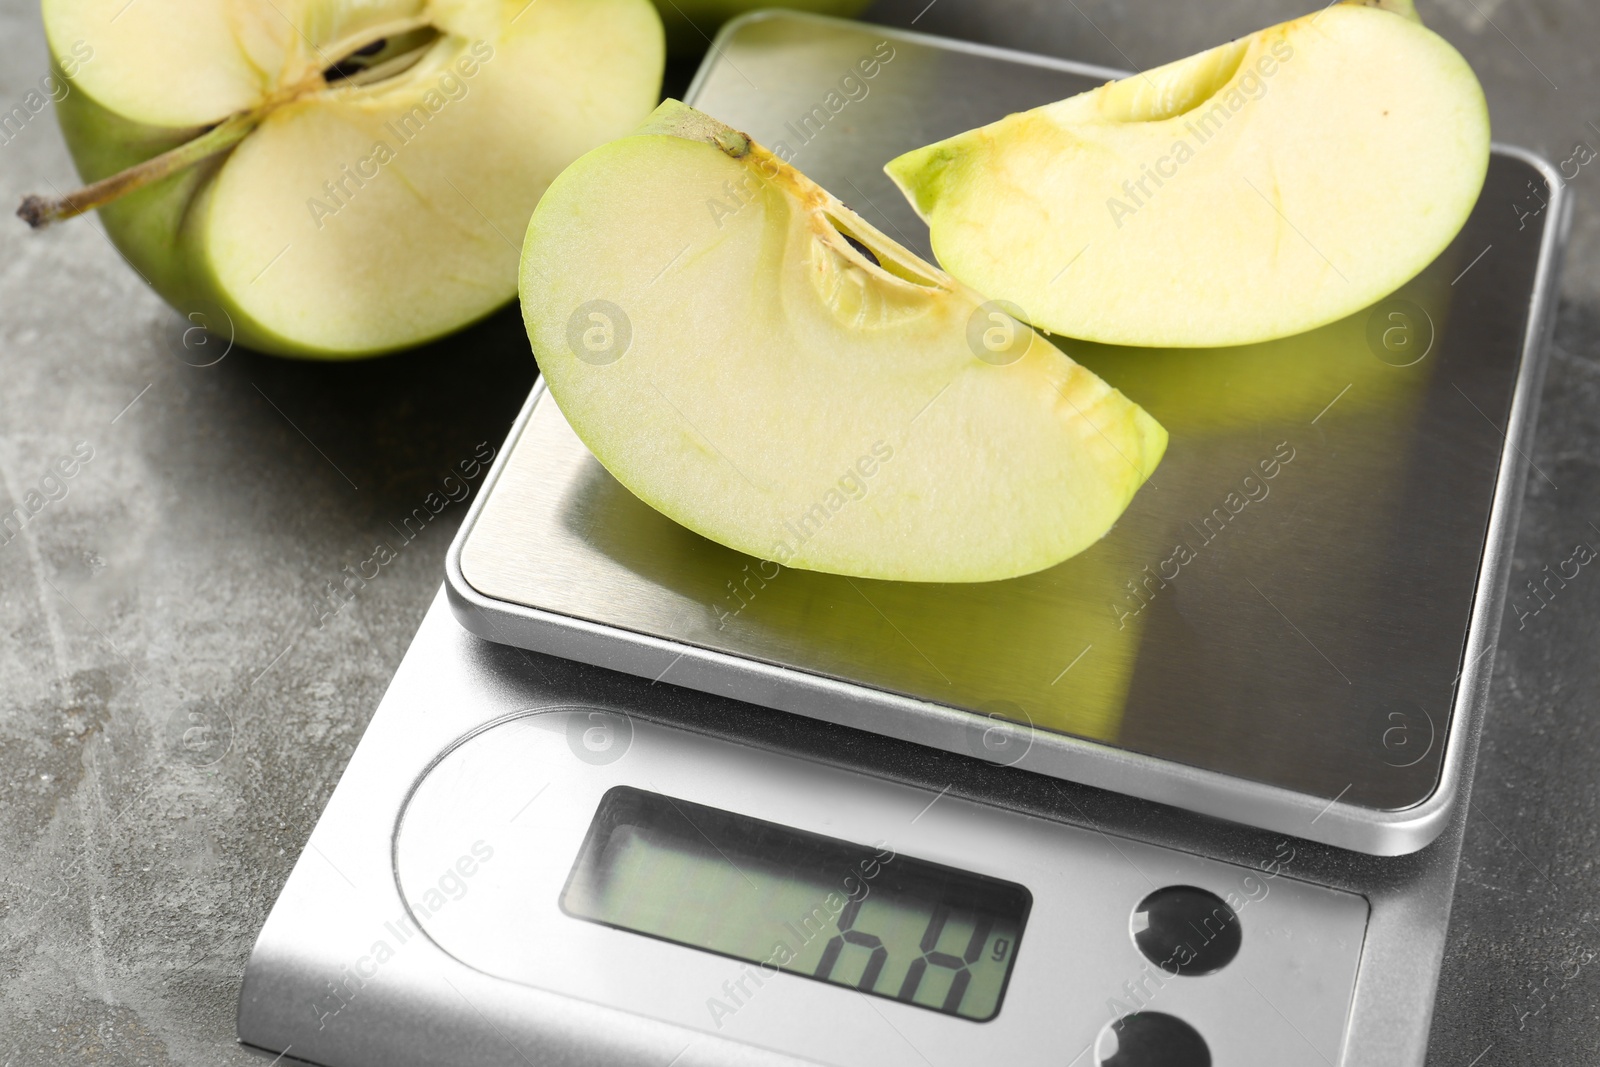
left=239, top=589, right=1466, bottom=1067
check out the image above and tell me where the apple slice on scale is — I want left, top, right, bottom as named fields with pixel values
left=521, top=101, right=1166, bottom=583
left=648, top=0, right=871, bottom=56
left=884, top=0, right=1491, bottom=347
left=26, top=0, right=664, bottom=357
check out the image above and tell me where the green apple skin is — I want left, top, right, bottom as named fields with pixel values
left=42, top=0, right=665, bottom=359
left=652, top=0, right=869, bottom=54
left=53, top=68, right=304, bottom=355
left=521, top=101, right=1166, bottom=584
left=885, top=3, right=1489, bottom=349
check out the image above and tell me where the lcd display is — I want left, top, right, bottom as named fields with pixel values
left=561, top=787, right=1030, bottom=1021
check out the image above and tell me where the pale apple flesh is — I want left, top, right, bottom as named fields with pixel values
left=884, top=3, right=1490, bottom=348
left=39, top=0, right=664, bottom=357
left=521, top=101, right=1166, bottom=583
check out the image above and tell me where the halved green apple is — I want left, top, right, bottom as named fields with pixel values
left=885, top=1, right=1490, bottom=348
left=521, top=101, right=1166, bottom=583
left=30, top=0, right=664, bottom=357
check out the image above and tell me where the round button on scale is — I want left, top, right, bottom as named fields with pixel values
left=1095, top=1012, right=1211, bottom=1067
left=1130, top=885, right=1242, bottom=976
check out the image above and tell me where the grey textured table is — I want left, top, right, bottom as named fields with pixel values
left=1, top=1, right=1596, bottom=1064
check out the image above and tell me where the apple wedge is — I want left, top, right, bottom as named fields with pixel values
left=521, top=101, right=1166, bottom=583
left=28, top=0, right=664, bottom=357
left=884, top=1, right=1490, bottom=348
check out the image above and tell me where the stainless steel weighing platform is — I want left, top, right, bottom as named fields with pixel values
left=238, top=13, right=1571, bottom=1067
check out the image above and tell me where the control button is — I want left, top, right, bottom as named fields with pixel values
left=1095, top=1012, right=1211, bottom=1067
left=1130, top=886, right=1241, bottom=976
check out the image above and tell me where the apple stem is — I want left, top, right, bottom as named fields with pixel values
left=16, top=107, right=265, bottom=229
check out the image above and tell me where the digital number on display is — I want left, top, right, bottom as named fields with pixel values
left=561, top=787, right=1031, bottom=1022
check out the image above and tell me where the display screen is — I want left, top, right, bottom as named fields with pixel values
left=560, top=787, right=1030, bottom=1022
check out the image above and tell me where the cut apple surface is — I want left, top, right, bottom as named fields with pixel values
left=884, top=2, right=1490, bottom=348
left=37, top=0, right=664, bottom=357
left=521, top=101, right=1166, bottom=583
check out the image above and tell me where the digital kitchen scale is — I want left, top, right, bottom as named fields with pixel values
left=237, top=13, right=1570, bottom=1067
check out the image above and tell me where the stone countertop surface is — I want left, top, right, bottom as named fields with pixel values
left=1, top=0, right=1596, bottom=1064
